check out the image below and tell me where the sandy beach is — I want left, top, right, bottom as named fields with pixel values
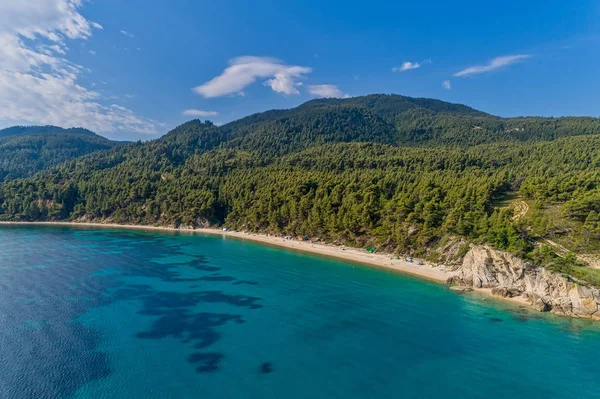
left=0, top=221, right=533, bottom=308
left=0, top=221, right=454, bottom=281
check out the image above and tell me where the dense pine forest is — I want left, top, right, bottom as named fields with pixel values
left=1, top=95, right=599, bottom=284
left=0, top=126, right=122, bottom=181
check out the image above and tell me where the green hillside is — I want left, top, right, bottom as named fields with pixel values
left=1, top=94, right=600, bottom=284
left=0, top=126, right=121, bottom=181
left=0, top=125, right=97, bottom=139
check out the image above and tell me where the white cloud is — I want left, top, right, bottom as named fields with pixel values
left=454, top=54, right=532, bottom=77
left=182, top=109, right=218, bottom=117
left=89, top=50, right=96, bottom=55
left=120, top=30, right=134, bottom=38
left=0, top=1, right=101, bottom=42
left=307, top=84, right=349, bottom=98
left=0, top=1, right=158, bottom=134
left=193, top=56, right=312, bottom=98
left=392, top=61, right=420, bottom=72
left=264, top=72, right=304, bottom=95
left=442, top=80, right=451, bottom=89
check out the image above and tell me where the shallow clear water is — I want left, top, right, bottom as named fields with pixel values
left=0, top=225, right=599, bottom=399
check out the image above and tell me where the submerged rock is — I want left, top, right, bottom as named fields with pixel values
left=260, top=362, right=273, bottom=374
left=449, top=285, right=473, bottom=292
left=491, top=287, right=519, bottom=298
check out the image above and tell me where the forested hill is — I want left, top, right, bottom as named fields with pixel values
left=212, top=94, right=600, bottom=148
left=1, top=94, right=600, bottom=285
left=0, top=126, right=122, bottom=181
left=215, top=94, right=600, bottom=147
left=0, top=125, right=97, bottom=139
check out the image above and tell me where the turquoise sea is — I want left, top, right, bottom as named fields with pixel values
left=0, top=225, right=599, bottom=399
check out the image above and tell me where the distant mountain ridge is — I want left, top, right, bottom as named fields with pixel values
left=0, top=125, right=122, bottom=181
left=0, top=125, right=98, bottom=139
left=295, top=94, right=490, bottom=118
left=190, top=94, right=598, bottom=153
left=1, top=95, right=599, bottom=183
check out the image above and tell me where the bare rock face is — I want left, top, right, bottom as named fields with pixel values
left=431, top=237, right=471, bottom=268
left=458, top=245, right=529, bottom=289
left=450, top=245, right=600, bottom=319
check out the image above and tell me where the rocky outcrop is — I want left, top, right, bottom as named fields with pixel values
left=449, top=285, right=473, bottom=292
left=447, top=245, right=600, bottom=319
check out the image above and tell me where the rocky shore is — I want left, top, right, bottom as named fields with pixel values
left=448, top=245, right=600, bottom=320
left=2, top=221, right=599, bottom=320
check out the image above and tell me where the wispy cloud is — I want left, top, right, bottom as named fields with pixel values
left=307, top=84, right=349, bottom=98
left=120, top=30, right=135, bottom=38
left=182, top=109, right=218, bottom=117
left=392, top=61, right=420, bottom=72
left=193, top=56, right=312, bottom=98
left=442, top=80, right=451, bottom=90
left=0, top=1, right=158, bottom=134
left=454, top=54, right=532, bottom=77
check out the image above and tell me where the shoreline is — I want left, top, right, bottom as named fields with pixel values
left=0, top=221, right=531, bottom=308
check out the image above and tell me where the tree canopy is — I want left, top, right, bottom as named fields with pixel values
left=0, top=126, right=122, bottom=181
left=1, top=94, right=599, bottom=283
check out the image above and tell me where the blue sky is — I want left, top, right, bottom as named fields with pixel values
left=0, top=0, right=598, bottom=140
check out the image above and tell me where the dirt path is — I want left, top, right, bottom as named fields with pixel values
left=578, top=254, right=600, bottom=269
left=545, top=239, right=600, bottom=269
left=512, top=200, right=529, bottom=220
left=544, top=239, right=570, bottom=255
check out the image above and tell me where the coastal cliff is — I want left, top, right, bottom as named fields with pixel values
left=448, top=245, right=600, bottom=320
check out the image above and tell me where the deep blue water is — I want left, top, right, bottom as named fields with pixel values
left=0, top=226, right=599, bottom=398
